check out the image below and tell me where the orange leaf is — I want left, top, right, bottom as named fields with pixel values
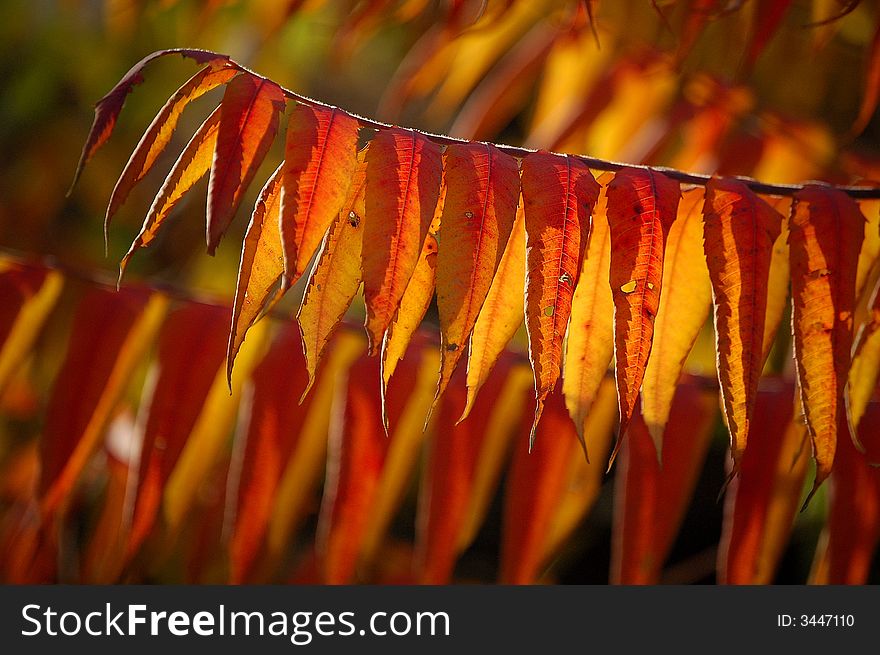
left=70, top=48, right=230, bottom=192
left=104, top=64, right=238, bottom=234
left=461, top=201, right=526, bottom=421
left=790, top=185, right=864, bottom=499
left=316, top=352, right=418, bottom=583
left=702, top=177, right=783, bottom=469
left=229, top=324, right=312, bottom=584
left=120, top=106, right=222, bottom=280
left=605, top=167, right=680, bottom=454
left=381, top=234, right=438, bottom=430
left=434, top=142, right=520, bottom=404
left=641, top=187, right=711, bottom=452
left=500, top=386, right=616, bottom=584
left=206, top=74, right=286, bottom=254
left=280, top=105, right=361, bottom=283
left=227, top=165, right=284, bottom=383
left=611, top=377, right=717, bottom=584
left=562, top=184, right=614, bottom=445
left=297, top=151, right=367, bottom=395
left=522, top=152, right=599, bottom=444
left=362, top=128, right=442, bottom=354
left=810, top=400, right=880, bottom=584
left=416, top=355, right=513, bottom=583
left=717, top=381, right=809, bottom=584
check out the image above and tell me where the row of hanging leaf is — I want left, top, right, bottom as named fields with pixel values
left=2, top=255, right=878, bottom=583
left=71, top=50, right=880, bottom=500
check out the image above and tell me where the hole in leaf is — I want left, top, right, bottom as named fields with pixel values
left=620, top=280, right=637, bottom=294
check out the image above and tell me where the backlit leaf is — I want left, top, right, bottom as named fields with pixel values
left=434, top=142, right=520, bottom=404
left=848, top=276, right=880, bottom=430
left=562, top=182, right=614, bottom=446
left=605, top=167, right=680, bottom=456
left=611, top=378, right=717, bottom=584
left=206, top=74, right=286, bottom=254
left=702, top=177, right=783, bottom=469
left=641, top=187, right=711, bottom=452
left=280, top=105, right=360, bottom=284
left=297, top=150, right=367, bottom=394
left=790, top=185, right=864, bottom=499
left=363, top=128, right=442, bottom=353
left=461, top=201, right=526, bottom=421
left=717, top=382, right=809, bottom=584
left=381, top=234, right=438, bottom=430
left=522, top=152, right=599, bottom=445
left=104, top=64, right=238, bottom=233
left=227, top=166, right=284, bottom=383
left=70, top=48, right=231, bottom=191
left=810, top=401, right=880, bottom=584
left=120, top=106, right=222, bottom=280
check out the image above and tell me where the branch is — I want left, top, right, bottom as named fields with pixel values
left=213, top=51, right=880, bottom=199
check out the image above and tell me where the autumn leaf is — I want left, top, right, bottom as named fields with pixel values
left=562, top=181, right=614, bottom=447
left=611, top=378, right=717, bottom=584
left=461, top=201, right=526, bottom=421
left=70, top=48, right=231, bottom=192
left=228, top=324, right=311, bottom=584
left=297, top=153, right=367, bottom=395
left=362, top=127, right=442, bottom=354
left=641, top=187, right=711, bottom=453
left=434, top=142, right=520, bottom=405
left=40, top=288, right=166, bottom=516
left=717, top=382, right=809, bottom=584
left=416, top=356, right=514, bottom=584
left=790, top=185, right=864, bottom=501
left=810, top=401, right=880, bottom=584
left=848, top=276, right=880, bottom=430
left=119, top=106, right=222, bottom=281
left=206, top=73, right=286, bottom=254
left=381, top=234, right=438, bottom=430
left=104, top=64, right=238, bottom=237
left=280, top=104, right=360, bottom=284
left=522, top=152, right=599, bottom=445
left=605, top=167, right=680, bottom=458
left=702, top=177, right=783, bottom=469
left=226, top=165, right=284, bottom=383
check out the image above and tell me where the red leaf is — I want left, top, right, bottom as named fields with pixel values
left=611, top=378, right=716, bottom=584
left=229, top=324, right=312, bottom=584
left=434, top=142, right=520, bottom=403
left=811, top=401, right=880, bottom=584
left=362, top=128, right=442, bottom=353
left=717, top=381, right=809, bottom=584
left=522, top=152, right=599, bottom=444
left=280, top=104, right=360, bottom=284
left=206, top=74, right=286, bottom=254
left=605, top=167, right=680, bottom=456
